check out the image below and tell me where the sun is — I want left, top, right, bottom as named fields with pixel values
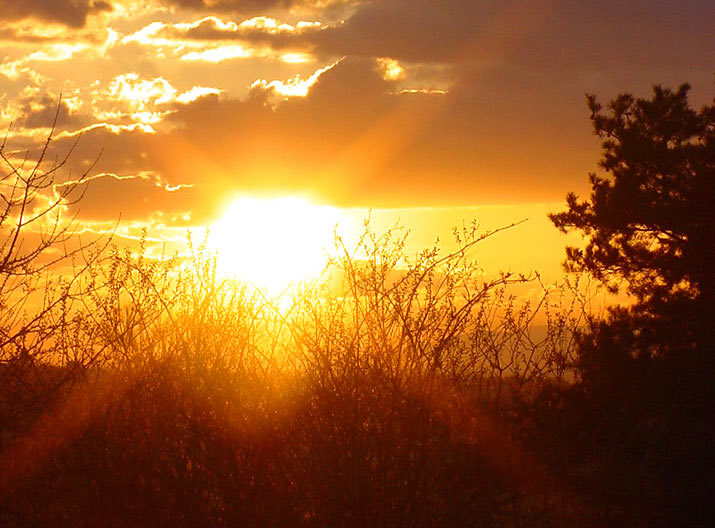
left=208, top=196, right=342, bottom=293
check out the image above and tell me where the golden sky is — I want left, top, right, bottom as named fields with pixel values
left=1, top=0, right=713, bottom=279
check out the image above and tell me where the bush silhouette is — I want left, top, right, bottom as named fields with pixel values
left=0, top=150, right=581, bottom=525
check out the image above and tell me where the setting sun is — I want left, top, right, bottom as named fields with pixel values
left=1, top=0, right=710, bottom=524
left=208, top=196, right=342, bottom=291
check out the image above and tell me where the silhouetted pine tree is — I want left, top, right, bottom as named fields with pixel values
left=549, top=84, right=714, bottom=527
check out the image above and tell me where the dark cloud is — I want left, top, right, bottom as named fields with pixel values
left=61, top=172, right=198, bottom=224
left=325, top=0, right=713, bottom=65
left=308, top=0, right=505, bottom=63
left=35, top=37, right=711, bottom=225
left=162, top=0, right=714, bottom=72
left=162, top=0, right=322, bottom=15
left=0, top=0, right=112, bottom=28
left=0, top=26, right=105, bottom=44
left=319, top=0, right=714, bottom=67
left=159, top=16, right=315, bottom=46
left=44, top=57, right=592, bottom=222
left=153, top=2, right=497, bottom=61
left=0, top=28, right=56, bottom=44
left=36, top=123, right=210, bottom=223
left=15, top=96, right=91, bottom=131
left=6, top=0, right=712, bottom=223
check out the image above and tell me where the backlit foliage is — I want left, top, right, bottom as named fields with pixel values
left=0, top=132, right=584, bottom=524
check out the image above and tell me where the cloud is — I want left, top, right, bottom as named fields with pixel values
left=0, top=27, right=70, bottom=44
left=56, top=171, right=198, bottom=225
left=308, top=0, right=506, bottom=63
left=176, top=86, right=222, bottom=104
left=179, top=45, right=253, bottom=62
left=105, top=74, right=179, bottom=110
left=375, top=58, right=405, bottom=81
left=165, top=0, right=287, bottom=10
left=2, top=0, right=711, bottom=229
left=159, top=0, right=334, bottom=15
left=82, top=73, right=222, bottom=127
left=170, top=15, right=321, bottom=40
left=23, top=32, right=711, bottom=229
left=302, top=0, right=715, bottom=69
left=249, top=59, right=339, bottom=98
left=146, top=2, right=537, bottom=64
left=156, top=0, right=714, bottom=71
left=42, top=57, right=585, bottom=219
left=0, top=0, right=112, bottom=28
left=124, top=16, right=321, bottom=55
left=121, top=17, right=319, bottom=64
left=14, top=94, right=90, bottom=130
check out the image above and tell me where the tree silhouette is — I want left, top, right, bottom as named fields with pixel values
left=550, top=84, right=714, bottom=357
left=549, top=84, right=714, bottom=526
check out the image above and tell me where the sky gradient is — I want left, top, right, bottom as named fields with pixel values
left=1, top=0, right=712, bottom=278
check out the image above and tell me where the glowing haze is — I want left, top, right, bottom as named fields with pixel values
left=1, top=0, right=712, bottom=281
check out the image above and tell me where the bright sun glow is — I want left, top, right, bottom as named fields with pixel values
left=208, top=196, right=342, bottom=292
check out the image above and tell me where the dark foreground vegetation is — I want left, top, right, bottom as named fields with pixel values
left=0, top=85, right=712, bottom=527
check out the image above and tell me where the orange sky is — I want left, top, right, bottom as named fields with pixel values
left=0, top=0, right=712, bottom=279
